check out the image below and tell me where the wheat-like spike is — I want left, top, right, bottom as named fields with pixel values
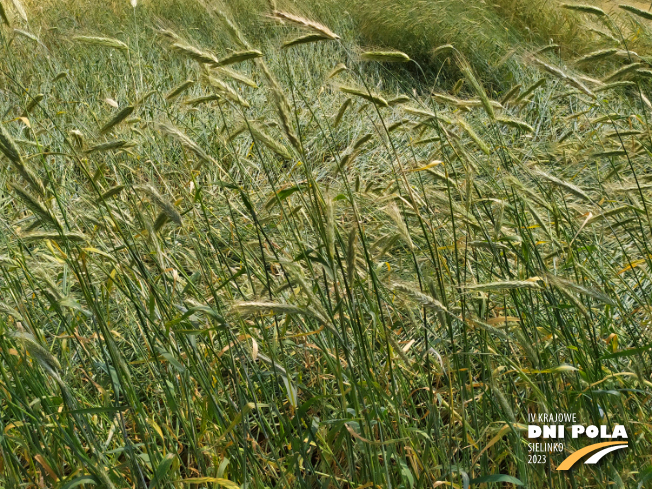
left=136, top=90, right=156, bottom=106
left=99, top=106, right=134, bottom=134
left=456, top=54, right=495, bottom=119
left=592, top=149, right=626, bottom=158
left=352, top=133, right=372, bottom=150
left=325, top=196, right=335, bottom=260
left=270, top=88, right=301, bottom=152
left=23, top=93, right=43, bottom=115
left=18, top=164, right=47, bottom=197
left=547, top=279, right=591, bottom=318
left=98, top=185, right=125, bottom=201
left=534, top=44, right=559, bottom=55
left=506, top=176, right=552, bottom=210
left=11, top=331, right=61, bottom=373
left=35, top=269, right=63, bottom=302
left=588, top=204, right=643, bottom=223
left=384, top=203, right=414, bottom=250
left=157, top=123, right=212, bottom=165
left=89, top=464, right=118, bottom=489
left=171, top=42, right=220, bottom=65
left=230, top=302, right=328, bottom=326
left=496, top=116, right=534, bottom=133
left=138, top=184, right=183, bottom=227
left=432, top=44, right=455, bottom=57
left=461, top=280, right=541, bottom=292
left=387, top=119, right=409, bottom=132
left=153, top=211, right=169, bottom=232
left=388, top=95, right=411, bottom=106
left=427, top=169, right=458, bottom=189
left=283, top=33, right=332, bottom=48
left=602, top=62, right=642, bottom=82
left=84, top=140, right=134, bottom=153
left=457, top=118, right=491, bottom=154
left=215, top=67, right=257, bottom=87
left=392, top=283, right=452, bottom=315
left=328, top=63, right=348, bottom=79
left=165, top=80, right=194, bottom=100
left=561, top=4, right=606, bottom=16
left=620, top=4, right=652, bottom=20
left=523, top=200, right=554, bottom=239
left=534, top=170, right=591, bottom=201
left=333, top=98, right=352, bottom=127
left=468, top=318, right=510, bottom=341
left=14, top=29, right=39, bottom=46
left=491, top=382, right=517, bottom=421
left=588, top=26, right=620, bottom=43
left=0, top=123, right=23, bottom=163
left=69, top=129, right=84, bottom=148
left=0, top=2, right=10, bottom=25
left=73, top=36, right=128, bottom=51
left=271, top=10, right=339, bottom=40
left=204, top=74, right=251, bottom=107
left=247, top=123, right=292, bottom=159
left=403, top=106, right=436, bottom=119
left=156, top=28, right=182, bottom=43
left=184, top=94, right=222, bottom=106
left=604, top=129, right=642, bottom=138
left=347, top=228, right=357, bottom=286
left=0, top=301, right=22, bottom=320
left=595, top=81, right=636, bottom=92
left=215, top=49, right=263, bottom=67
left=434, top=94, right=503, bottom=110
left=338, top=85, right=388, bottom=107
left=532, top=58, right=594, bottom=97
left=11, top=184, right=61, bottom=230
left=545, top=274, right=616, bottom=305
left=214, top=10, right=250, bottom=48
left=20, top=231, right=87, bottom=243
left=575, top=48, right=618, bottom=64
left=0, top=125, right=46, bottom=196
left=514, top=78, right=546, bottom=104
left=10, top=0, right=27, bottom=21
left=256, top=58, right=283, bottom=92
left=500, top=84, right=522, bottom=104
left=360, top=51, right=410, bottom=63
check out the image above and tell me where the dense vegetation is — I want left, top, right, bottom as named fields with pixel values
left=1, top=0, right=652, bottom=487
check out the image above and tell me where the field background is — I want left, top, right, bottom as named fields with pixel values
left=1, top=0, right=652, bottom=487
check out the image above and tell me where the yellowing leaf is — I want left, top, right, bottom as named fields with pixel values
left=147, top=418, right=165, bottom=442
left=617, top=259, right=646, bottom=274
left=486, top=316, right=520, bottom=326
left=180, top=478, right=240, bottom=488
left=34, top=454, right=58, bottom=481
left=524, top=364, right=578, bottom=374
left=410, top=160, right=443, bottom=172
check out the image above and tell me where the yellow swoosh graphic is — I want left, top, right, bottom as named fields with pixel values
left=557, top=442, right=628, bottom=471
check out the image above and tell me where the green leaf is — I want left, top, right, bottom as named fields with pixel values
left=638, top=465, right=652, bottom=489
left=157, top=350, right=186, bottom=372
left=179, top=478, right=240, bottom=488
left=470, top=474, right=524, bottom=486
left=602, top=341, right=652, bottom=359
left=265, top=185, right=304, bottom=210
left=62, top=406, right=127, bottom=415
left=58, top=476, right=97, bottom=489
left=150, top=453, right=177, bottom=489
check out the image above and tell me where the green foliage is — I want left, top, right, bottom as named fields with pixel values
left=0, top=1, right=651, bottom=488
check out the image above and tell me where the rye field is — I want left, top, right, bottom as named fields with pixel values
left=0, top=0, right=652, bottom=487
